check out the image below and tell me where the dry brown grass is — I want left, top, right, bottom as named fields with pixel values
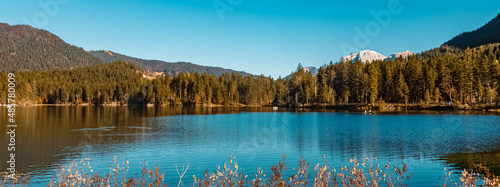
left=441, top=164, right=500, bottom=187
left=193, top=154, right=411, bottom=187
left=2, top=155, right=500, bottom=186
left=46, top=156, right=167, bottom=187
left=0, top=172, right=29, bottom=186
left=193, top=155, right=247, bottom=187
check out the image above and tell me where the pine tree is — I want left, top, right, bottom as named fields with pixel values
left=396, top=71, right=409, bottom=104
left=368, top=62, right=381, bottom=104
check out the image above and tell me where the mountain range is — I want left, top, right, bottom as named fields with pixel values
left=1, top=12, right=500, bottom=76
left=90, top=50, right=252, bottom=77
left=0, top=23, right=252, bottom=76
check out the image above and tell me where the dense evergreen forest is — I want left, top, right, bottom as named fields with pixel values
left=1, top=44, right=500, bottom=107
left=0, top=61, right=276, bottom=106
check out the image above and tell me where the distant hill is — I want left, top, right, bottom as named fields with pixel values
left=90, top=50, right=252, bottom=77
left=444, top=13, right=500, bottom=49
left=0, top=23, right=101, bottom=72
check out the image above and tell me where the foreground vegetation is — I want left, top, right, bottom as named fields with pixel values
left=1, top=155, right=499, bottom=186
left=1, top=43, right=500, bottom=108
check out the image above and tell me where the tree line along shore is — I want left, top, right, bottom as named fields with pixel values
left=1, top=44, right=500, bottom=111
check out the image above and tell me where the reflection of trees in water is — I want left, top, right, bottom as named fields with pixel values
left=0, top=106, right=279, bottom=176
left=441, top=150, right=500, bottom=175
left=0, top=107, right=153, bottom=177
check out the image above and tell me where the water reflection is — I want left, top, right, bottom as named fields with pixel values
left=0, top=107, right=499, bottom=186
left=441, top=150, right=500, bottom=175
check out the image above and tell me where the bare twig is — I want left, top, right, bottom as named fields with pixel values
left=176, top=164, right=190, bottom=187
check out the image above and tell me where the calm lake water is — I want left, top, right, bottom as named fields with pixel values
left=1, top=107, right=500, bottom=186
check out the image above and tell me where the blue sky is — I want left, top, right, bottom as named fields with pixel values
left=1, top=0, right=499, bottom=78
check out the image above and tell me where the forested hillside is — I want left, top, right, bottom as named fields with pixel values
left=0, top=61, right=274, bottom=106
left=0, top=23, right=102, bottom=71
left=90, top=50, right=252, bottom=77
left=444, top=13, right=500, bottom=49
left=2, top=44, right=499, bottom=107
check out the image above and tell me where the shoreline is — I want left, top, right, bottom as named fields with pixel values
left=1, top=102, right=499, bottom=112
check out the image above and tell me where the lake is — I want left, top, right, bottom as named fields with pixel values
left=1, top=107, right=500, bottom=186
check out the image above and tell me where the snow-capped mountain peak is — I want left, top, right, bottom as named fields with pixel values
left=341, top=50, right=386, bottom=63
left=341, top=50, right=415, bottom=63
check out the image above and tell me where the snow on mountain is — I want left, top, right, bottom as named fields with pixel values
left=341, top=50, right=415, bottom=63
left=341, top=50, right=386, bottom=63
left=387, top=51, right=415, bottom=60
left=303, top=66, right=318, bottom=76
left=284, top=50, right=414, bottom=79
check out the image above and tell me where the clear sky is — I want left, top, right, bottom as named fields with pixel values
left=0, top=0, right=499, bottom=78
